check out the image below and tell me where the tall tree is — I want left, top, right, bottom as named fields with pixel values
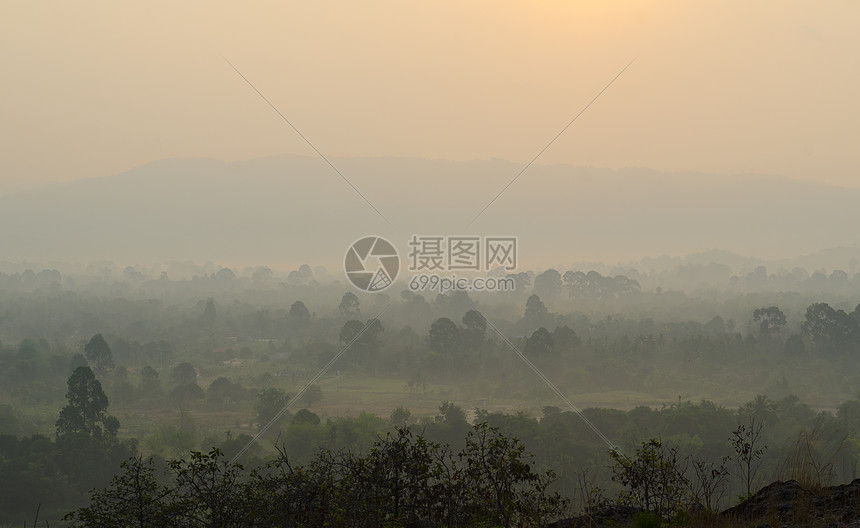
left=428, top=317, right=460, bottom=355
left=752, top=306, right=786, bottom=338
left=524, top=295, right=548, bottom=321
left=801, top=302, right=859, bottom=352
left=742, top=394, right=778, bottom=425
left=533, top=269, right=562, bottom=300
left=254, top=388, right=289, bottom=427
left=338, top=291, right=361, bottom=318
left=171, top=362, right=197, bottom=386
left=202, top=298, right=216, bottom=325
left=339, top=318, right=384, bottom=367
left=525, top=327, right=554, bottom=357
left=289, top=300, right=311, bottom=320
left=140, top=365, right=163, bottom=400
left=85, top=334, right=114, bottom=373
left=56, top=366, right=117, bottom=439
left=63, top=457, right=168, bottom=527
left=552, top=325, right=581, bottom=352
left=462, top=309, right=487, bottom=352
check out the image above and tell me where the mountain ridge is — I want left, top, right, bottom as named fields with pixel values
left=1, top=155, right=858, bottom=269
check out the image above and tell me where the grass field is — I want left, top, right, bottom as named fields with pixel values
left=11, top=369, right=805, bottom=456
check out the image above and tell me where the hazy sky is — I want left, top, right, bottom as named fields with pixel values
left=2, top=1, right=858, bottom=196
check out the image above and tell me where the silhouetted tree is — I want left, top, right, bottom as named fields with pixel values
left=206, top=377, right=245, bottom=408
left=428, top=317, right=460, bottom=355
left=56, top=366, right=117, bottom=439
left=753, top=306, right=786, bottom=338
left=552, top=324, right=581, bottom=352
left=339, top=319, right=383, bottom=367
left=202, top=298, right=216, bottom=325
left=254, top=388, right=289, bottom=427
left=84, top=334, right=114, bottom=373
left=338, top=291, right=361, bottom=318
left=170, top=362, right=197, bottom=386
left=63, top=456, right=167, bottom=527
left=289, top=301, right=311, bottom=324
left=214, top=267, right=235, bottom=281
left=610, top=439, right=688, bottom=520
left=390, top=407, right=412, bottom=427
left=525, top=327, right=554, bottom=357
left=533, top=269, right=562, bottom=300
left=524, top=295, right=548, bottom=321
left=139, top=365, right=163, bottom=401
left=292, top=408, right=321, bottom=426
left=801, top=302, right=859, bottom=352
left=170, top=383, right=204, bottom=407
left=730, top=418, right=768, bottom=498
left=742, top=394, right=778, bottom=426
left=461, top=309, right=487, bottom=352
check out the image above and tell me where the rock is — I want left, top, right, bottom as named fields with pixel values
left=722, top=479, right=860, bottom=526
left=551, top=480, right=860, bottom=528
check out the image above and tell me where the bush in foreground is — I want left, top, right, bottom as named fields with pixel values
left=66, top=423, right=567, bottom=527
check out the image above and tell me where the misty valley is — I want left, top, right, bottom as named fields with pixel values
left=2, top=259, right=860, bottom=526
left=6, top=1, right=859, bottom=525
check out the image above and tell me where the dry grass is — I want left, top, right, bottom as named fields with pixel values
left=778, top=418, right=849, bottom=491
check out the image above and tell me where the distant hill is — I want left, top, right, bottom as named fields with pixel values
left=1, top=155, right=859, bottom=270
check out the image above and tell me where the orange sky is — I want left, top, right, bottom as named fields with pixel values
left=2, top=1, right=858, bottom=195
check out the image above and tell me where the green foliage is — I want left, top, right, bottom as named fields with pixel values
left=64, top=456, right=168, bottom=527
left=552, top=324, right=581, bottom=352
left=459, top=422, right=568, bottom=527
left=288, top=300, right=311, bottom=322
left=9, top=266, right=860, bottom=524
left=139, top=365, right=164, bottom=403
left=338, top=291, right=361, bottom=317
left=428, top=317, right=460, bottom=355
left=84, top=333, right=114, bottom=373
left=167, top=449, right=252, bottom=527
left=0, top=365, right=136, bottom=524
left=688, top=456, right=730, bottom=513
left=390, top=406, right=412, bottom=427
left=66, top=425, right=567, bottom=528
left=525, top=327, right=554, bottom=357
left=170, top=383, right=205, bottom=406
left=145, top=423, right=196, bottom=457
left=752, top=306, right=786, bottom=338
left=339, top=318, right=384, bottom=368
left=801, top=302, right=859, bottom=353
left=292, top=408, right=320, bottom=426
left=206, top=376, right=248, bottom=408
left=635, top=511, right=662, bottom=528
left=610, top=439, right=688, bottom=520
left=0, top=404, right=21, bottom=436
left=778, top=417, right=849, bottom=490
left=253, top=387, right=290, bottom=428
left=461, top=309, right=487, bottom=351
left=524, top=294, right=548, bottom=320
left=729, top=418, right=768, bottom=497
left=171, top=362, right=197, bottom=386
left=563, top=270, right=641, bottom=300
left=57, top=366, right=116, bottom=440
left=670, top=508, right=688, bottom=526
